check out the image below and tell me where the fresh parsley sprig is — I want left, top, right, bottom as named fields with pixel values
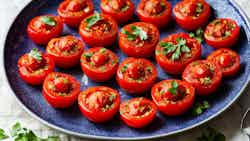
left=85, top=13, right=101, bottom=30
left=168, top=80, right=179, bottom=95
left=196, top=127, right=226, bottom=141
left=40, top=16, right=56, bottom=26
left=189, top=28, right=204, bottom=43
left=121, top=25, right=148, bottom=41
left=28, top=48, right=42, bottom=61
left=192, top=101, right=210, bottom=116
left=0, top=129, right=8, bottom=140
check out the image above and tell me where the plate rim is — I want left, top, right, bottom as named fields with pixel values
left=2, top=0, right=250, bottom=140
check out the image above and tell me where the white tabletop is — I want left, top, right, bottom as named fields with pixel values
left=0, top=0, right=250, bottom=141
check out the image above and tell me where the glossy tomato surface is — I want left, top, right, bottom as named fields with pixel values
left=151, top=79, right=195, bottom=116
left=182, top=60, right=222, bottom=96
left=119, top=97, right=157, bottom=128
left=116, top=57, right=157, bottom=94
left=46, top=35, right=84, bottom=68
left=27, top=15, right=63, bottom=45
left=81, top=47, right=119, bottom=82
left=155, top=32, right=202, bottom=74
left=79, top=13, right=118, bottom=47
left=207, top=48, right=241, bottom=77
left=173, top=0, right=211, bottom=31
left=43, top=72, right=81, bottom=108
left=18, top=48, right=55, bottom=85
left=119, top=22, right=160, bottom=57
left=137, top=0, right=172, bottom=28
left=204, top=18, right=240, bottom=48
left=100, top=0, right=135, bottom=24
left=57, top=0, right=94, bottom=27
left=78, top=86, right=120, bottom=123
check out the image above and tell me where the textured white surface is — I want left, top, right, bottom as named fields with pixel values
left=0, top=0, right=250, bottom=141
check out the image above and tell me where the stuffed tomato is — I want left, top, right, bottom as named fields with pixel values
left=116, top=58, right=157, bottom=94
left=155, top=33, right=202, bottom=74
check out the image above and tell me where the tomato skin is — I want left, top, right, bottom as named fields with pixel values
left=42, top=72, right=81, bottom=108
left=79, top=14, right=118, bottom=47
left=182, top=60, right=222, bottom=96
left=116, top=58, right=157, bottom=94
left=81, top=47, right=119, bottom=82
left=18, top=54, right=55, bottom=85
left=173, top=0, right=211, bottom=31
left=204, top=18, right=240, bottom=48
left=207, top=48, right=241, bottom=77
left=46, top=35, right=84, bottom=68
left=78, top=86, right=121, bottom=123
left=137, top=0, right=172, bottom=28
left=100, top=0, right=135, bottom=24
left=155, top=33, right=202, bottom=74
left=119, top=97, right=157, bottom=128
left=57, top=0, right=94, bottom=27
left=27, top=15, right=63, bottom=45
left=119, top=22, right=160, bottom=58
left=151, top=79, right=195, bottom=116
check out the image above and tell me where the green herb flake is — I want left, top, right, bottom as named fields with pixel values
left=99, top=48, right=106, bottom=53
left=192, top=101, right=210, bottom=116
left=146, top=66, right=152, bottom=72
left=40, top=16, right=56, bottom=26
left=201, top=77, right=212, bottom=85
left=121, top=64, right=128, bottom=73
left=0, top=129, right=9, bottom=140
left=168, top=80, right=178, bottom=95
left=85, top=13, right=101, bottom=30
left=189, top=28, right=204, bottom=43
left=83, top=52, right=93, bottom=59
left=109, top=93, right=116, bottom=102
left=195, top=2, right=203, bottom=16
left=121, top=5, right=129, bottom=12
left=28, top=48, right=42, bottom=61
left=122, top=25, right=148, bottom=41
left=225, top=31, right=231, bottom=37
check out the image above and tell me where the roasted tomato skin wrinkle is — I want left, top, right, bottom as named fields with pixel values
left=151, top=79, right=195, bottom=116
left=119, top=97, right=157, bottom=128
left=81, top=47, right=119, bottom=82
left=182, top=60, right=222, bottom=96
left=173, top=0, right=211, bottom=31
left=137, top=0, right=172, bottom=28
left=116, top=57, right=157, bottom=94
left=42, top=72, right=81, bottom=108
left=155, top=33, right=202, bottom=74
left=207, top=48, right=241, bottom=77
left=57, top=0, right=94, bottom=27
left=100, top=0, right=135, bottom=24
left=78, top=86, right=121, bottom=123
left=18, top=54, right=55, bottom=85
left=79, top=14, right=118, bottom=47
left=119, top=22, right=160, bottom=58
left=204, top=18, right=240, bottom=48
left=27, top=15, right=63, bottom=45
left=46, top=35, right=84, bottom=68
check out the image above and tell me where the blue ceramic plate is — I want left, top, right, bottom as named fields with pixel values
left=3, top=0, right=250, bottom=140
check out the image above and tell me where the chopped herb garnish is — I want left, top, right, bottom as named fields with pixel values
left=201, top=77, right=212, bottom=85
left=146, top=66, right=152, bottom=72
left=225, top=31, right=231, bottom=37
left=121, top=64, right=128, bottom=73
left=196, top=127, right=226, bottom=141
left=40, top=16, right=56, bottom=26
left=121, top=25, right=148, bottom=41
left=109, top=93, right=116, bottom=102
left=83, top=52, right=93, bottom=59
left=0, top=129, right=9, bottom=140
left=84, top=13, right=101, bottom=30
left=99, top=48, right=106, bottom=53
left=121, top=5, right=129, bottom=12
left=160, top=37, right=191, bottom=60
left=28, top=48, right=42, bottom=61
left=192, top=101, right=210, bottom=116
left=168, top=80, right=179, bottom=95
left=189, top=28, right=204, bottom=43
left=195, top=2, right=203, bottom=16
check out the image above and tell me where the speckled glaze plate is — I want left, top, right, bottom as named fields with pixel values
left=3, top=0, right=250, bottom=140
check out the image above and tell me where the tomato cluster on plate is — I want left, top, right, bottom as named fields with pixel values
left=20, top=0, right=241, bottom=128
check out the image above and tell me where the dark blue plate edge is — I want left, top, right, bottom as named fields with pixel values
left=2, top=0, right=250, bottom=140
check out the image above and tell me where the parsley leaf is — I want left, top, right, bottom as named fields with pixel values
left=196, top=127, right=226, bottom=141
left=28, top=48, right=42, bottom=61
left=195, top=2, right=203, bottom=16
left=189, top=28, right=204, bottom=43
left=0, top=129, right=9, bottom=140
left=225, top=31, right=231, bottom=37
left=121, top=25, right=148, bottom=41
left=121, top=5, right=129, bottom=12
left=192, top=101, right=210, bottom=116
left=40, top=16, right=56, bottom=26
left=121, top=64, right=128, bottom=73
left=83, top=52, right=93, bottom=59
left=109, top=93, right=116, bottom=102
left=85, top=13, right=101, bottom=30
left=168, top=80, right=178, bottom=95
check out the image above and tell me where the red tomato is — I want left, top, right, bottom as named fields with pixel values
left=182, top=60, right=222, bottom=96
left=81, top=47, right=119, bottom=82
left=119, top=97, right=157, bottom=128
left=173, top=0, right=211, bottom=31
left=137, top=0, right=172, bottom=28
left=151, top=79, right=195, bottom=116
left=119, top=22, right=160, bottom=57
left=78, top=86, right=120, bottom=123
left=42, top=72, right=81, bottom=108
left=27, top=15, right=63, bottom=45
left=57, top=0, right=94, bottom=27
left=155, top=33, right=202, bottom=74
left=116, top=58, right=157, bottom=94
left=204, top=18, right=240, bottom=48
left=18, top=48, right=55, bottom=85
left=207, top=48, right=241, bottom=77
left=46, top=35, right=84, bottom=68
left=100, top=0, right=135, bottom=24
left=79, top=13, right=118, bottom=47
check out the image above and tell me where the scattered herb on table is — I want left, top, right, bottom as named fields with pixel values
left=192, top=101, right=210, bottom=116
left=195, top=127, right=226, bottom=141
